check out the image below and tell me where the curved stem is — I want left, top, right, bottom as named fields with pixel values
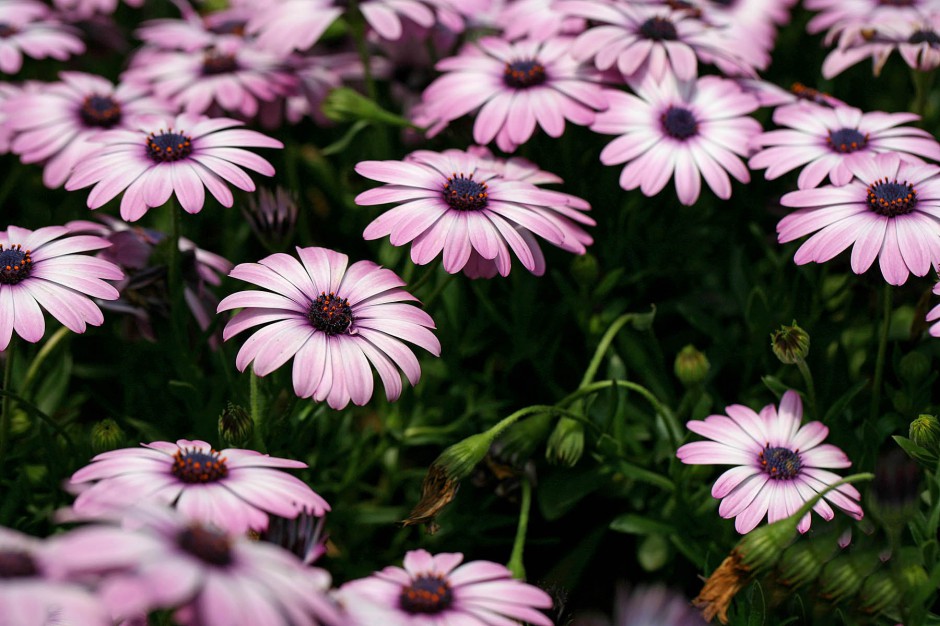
left=796, top=358, right=818, bottom=421
left=506, top=478, right=532, bottom=579
left=0, top=341, right=14, bottom=466
left=871, top=283, right=893, bottom=422
left=250, top=367, right=267, bottom=453
left=561, top=379, right=682, bottom=446
left=580, top=313, right=635, bottom=387
left=19, top=326, right=70, bottom=399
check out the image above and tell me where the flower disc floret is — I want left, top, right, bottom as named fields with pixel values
left=443, top=173, right=488, bottom=211
left=502, top=59, right=547, bottom=88
left=0, top=550, right=38, bottom=577
left=308, top=292, right=352, bottom=335
left=759, top=445, right=802, bottom=479
left=868, top=178, right=917, bottom=216
left=0, top=244, right=30, bottom=285
left=661, top=106, right=698, bottom=140
left=639, top=16, right=678, bottom=40
left=202, top=49, right=238, bottom=75
left=146, top=129, right=193, bottom=163
left=910, top=28, right=940, bottom=44
left=79, top=94, right=122, bottom=127
left=171, top=448, right=228, bottom=483
left=177, top=524, right=233, bottom=566
left=827, top=128, right=868, bottom=153
left=400, top=574, right=454, bottom=613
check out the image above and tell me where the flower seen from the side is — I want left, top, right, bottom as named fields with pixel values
left=778, top=152, right=940, bottom=285
left=418, top=36, right=607, bottom=152
left=592, top=73, right=760, bottom=205
left=52, top=506, right=342, bottom=625
left=927, top=280, right=940, bottom=337
left=67, top=438, right=329, bottom=534
left=64, top=112, right=282, bottom=222
left=218, top=247, right=440, bottom=409
left=750, top=103, right=940, bottom=189
left=677, top=390, right=863, bottom=534
left=0, top=0, right=85, bottom=74
left=339, top=549, right=553, bottom=626
left=0, top=225, right=122, bottom=351
left=4, top=71, right=170, bottom=188
left=357, top=149, right=594, bottom=278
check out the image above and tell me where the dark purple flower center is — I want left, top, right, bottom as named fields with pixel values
left=759, top=445, right=802, bottom=480
left=202, top=49, right=239, bottom=75
left=177, top=525, right=233, bottom=567
left=399, top=574, right=454, bottom=614
left=640, top=17, right=679, bottom=41
left=208, top=19, right=247, bottom=36
left=443, top=173, right=488, bottom=211
left=79, top=94, right=122, bottom=128
left=661, top=106, right=698, bottom=140
left=171, top=448, right=229, bottom=483
left=0, top=244, right=31, bottom=285
left=0, top=550, right=39, bottom=578
left=0, top=23, right=16, bottom=38
left=867, top=178, right=918, bottom=217
left=146, top=130, right=193, bottom=163
left=308, top=291, right=353, bottom=335
left=827, top=128, right=869, bottom=153
left=878, top=0, right=914, bottom=5
left=909, top=29, right=940, bottom=44
left=503, top=60, right=546, bottom=89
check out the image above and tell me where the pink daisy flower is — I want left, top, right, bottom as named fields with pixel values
left=244, top=0, right=343, bottom=55
left=556, top=0, right=752, bottom=80
left=53, top=506, right=342, bottom=625
left=749, top=103, right=940, bottom=189
left=122, top=38, right=298, bottom=119
left=591, top=73, right=760, bottom=205
left=357, top=149, right=594, bottom=277
left=927, top=280, right=940, bottom=337
left=896, top=12, right=940, bottom=70
left=217, top=246, right=441, bottom=409
left=339, top=549, right=553, bottom=626
left=0, top=225, right=122, bottom=352
left=135, top=7, right=254, bottom=52
left=0, top=526, right=111, bottom=626
left=64, top=112, right=282, bottom=222
left=67, top=438, right=329, bottom=535
left=4, top=72, right=170, bottom=188
left=418, top=36, right=607, bottom=152
left=778, top=152, right=940, bottom=285
left=0, top=0, right=85, bottom=74
left=677, top=390, right=863, bottom=534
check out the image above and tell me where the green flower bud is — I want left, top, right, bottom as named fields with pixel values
left=909, top=414, right=940, bottom=456
left=91, top=419, right=125, bottom=453
left=218, top=403, right=253, bottom=448
left=898, top=351, right=931, bottom=384
left=775, top=538, right=831, bottom=589
left=498, top=412, right=553, bottom=460
left=546, top=417, right=584, bottom=467
left=818, top=555, right=866, bottom=603
left=857, top=569, right=899, bottom=615
left=674, top=344, right=710, bottom=387
left=321, top=87, right=412, bottom=127
left=770, top=321, right=810, bottom=365
left=569, top=253, right=599, bottom=286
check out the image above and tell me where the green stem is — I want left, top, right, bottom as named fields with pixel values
left=486, top=404, right=601, bottom=441
left=506, top=478, right=532, bottom=579
left=912, top=68, right=936, bottom=121
left=871, top=283, right=893, bottom=422
left=0, top=389, right=74, bottom=448
left=795, top=358, right=818, bottom=421
left=347, top=0, right=376, bottom=101
left=0, top=341, right=14, bottom=466
left=409, top=263, right=438, bottom=295
left=19, top=326, right=70, bottom=399
left=421, top=273, right=453, bottom=309
left=250, top=367, right=267, bottom=453
left=580, top=313, right=635, bottom=387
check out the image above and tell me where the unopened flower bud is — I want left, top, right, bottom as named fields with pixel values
left=910, top=415, right=940, bottom=456
left=569, top=253, right=599, bottom=286
left=90, top=419, right=125, bottom=453
left=218, top=402, right=253, bottom=448
left=776, top=538, right=831, bottom=589
left=674, top=345, right=709, bottom=387
left=898, top=351, right=930, bottom=384
left=243, top=187, right=297, bottom=250
left=546, top=418, right=584, bottom=467
left=818, top=555, right=866, bottom=603
left=771, top=322, right=810, bottom=364
left=857, top=569, right=899, bottom=615
left=322, top=87, right=412, bottom=127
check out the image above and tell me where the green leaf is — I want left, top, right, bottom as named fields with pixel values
left=761, top=375, right=791, bottom=397
left=321, top=120, right=371, bottom=156
left=822, top=380, right=867, bottom=424
left=609, top=513, right=674, bottom=536
left=894, top=435, right=938, bottom=466
left=637, top=533, right=670, bottom=571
